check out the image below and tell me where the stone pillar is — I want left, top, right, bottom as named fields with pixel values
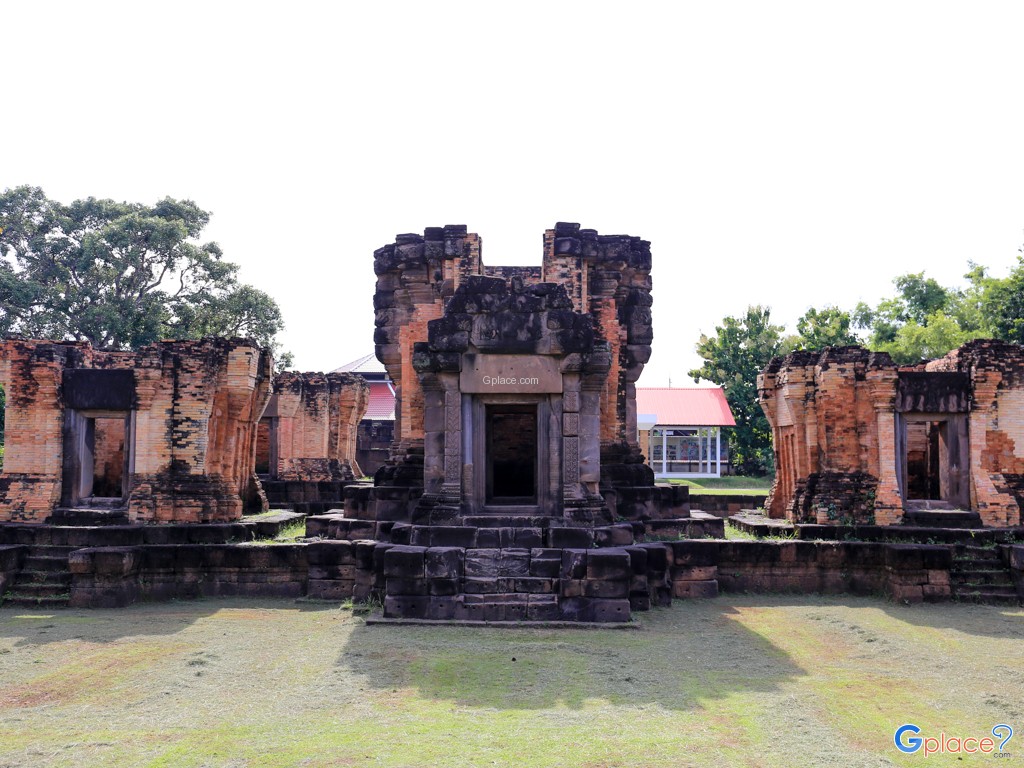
left=867, top=370, right=903, bottom=525
left=969, top=372, right=1018, bottom=526
left=561, top=376, right=582, bottom=504
left=442, top=387, right=462, bottom=503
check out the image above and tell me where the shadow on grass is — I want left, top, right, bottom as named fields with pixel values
left=0, top=596, right=335, bottom=648
left=716, top=591, right=1024, bottom=640
left=336, top=602, right=806, bottom=711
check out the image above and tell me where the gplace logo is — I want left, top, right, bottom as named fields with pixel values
left=894, top=723, right=1014, bottom=757
left=481, top=375, right=540, bottom=387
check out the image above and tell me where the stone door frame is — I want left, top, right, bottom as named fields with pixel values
left=895, top=411, right=970, bottom=509
left=61, top=408, right=135, bottom=508
left=470, top=393, right=554, bottom=515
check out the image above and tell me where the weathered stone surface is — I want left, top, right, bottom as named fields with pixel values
left=425, top=547, right=463, bottom=579
left=0, top=338, right=271, bottom=523
left=760, top=340, right=1024, bottom=527
left=383, top=546, right=426, bottom=578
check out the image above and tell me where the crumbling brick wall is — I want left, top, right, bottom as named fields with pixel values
left=759, top=341, right=1024, bottom=527
left=759, top=347, right=904, bottom=525
left=0, top=338, right=272, bottom=523
left=261, top=371, right=369, bottom=482
left=0, top=340, right=71, bottom=520
left=925, top=340, right=1024, bottom=526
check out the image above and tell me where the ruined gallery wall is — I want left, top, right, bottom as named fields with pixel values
left=925, top=340, right=1024, bottom=526
left=261, top=371, right=369, bottom=481
left=760, top=340, right=1024, bottom=527
left=0, top=338, right=271, bottom=524
left=0, top=340, right=76, bottom=520
left=130, top=340, right=271, bottom=523
left=759, top=347, right=903, bottom=526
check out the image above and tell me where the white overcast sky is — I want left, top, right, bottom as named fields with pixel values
left=5, top=1, right=1024, bottom=386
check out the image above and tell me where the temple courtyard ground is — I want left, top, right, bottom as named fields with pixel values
left=0, top=596, right=1021, bottom=767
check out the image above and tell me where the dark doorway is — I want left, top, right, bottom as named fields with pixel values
left=90, top=416, right=126, bottom=498
left=898, top=413, right=969, bottom=509
left=63, top=410, right=131, bottom=507
left=255, top=418, right=272, bottom=476
left=486, top=404, right=537, bottom=504
left=905, top=420, right=943, bottom=500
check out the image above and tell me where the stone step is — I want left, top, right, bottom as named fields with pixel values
left=24, top=545, right=75, bottom=558
left=905, top=499, right=958, bottom=511
left=951, top=570, right=1014, bottom=587
left=954, top=587, right=1021, bottom=605
left=2, top=593, right=70, bottom=608
left=461, top=515, right=564, bottom=529
left=383, top=593, right=631, bottom=623
left=389, top=523, right=597, bottom=549
left=902, top=509, right=983, bottom=529
left=14, top=571, right=72, bottom=586
left=8, top=581, right=71, bottom=598
left=305, top=515, right=386, bottom=541
left=956, top=545, right=1002, bottom=562
left=23, top=555, right=70, bottom=572
left=49, top=507, right=130, bottom=526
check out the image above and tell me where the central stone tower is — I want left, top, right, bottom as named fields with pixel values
left=306, top=223, right=701, bottom=622
left=371, top=222, right=660, bottom=526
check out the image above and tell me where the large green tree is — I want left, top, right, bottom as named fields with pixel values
left=853, top=268, right=995, bottom=364
left=984, top=254, right=1024, bottom=344
left=689, top=305, right=783, bottom=475
left=0, top=186, right=287, bottom=357
left=782, top=305, right=860, bottom=352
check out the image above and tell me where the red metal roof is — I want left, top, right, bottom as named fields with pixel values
left=334, top=353, right=387, bottom=375
left=364, top=380, right=395, bottom=420
left=636, top=387, right=735, bottom=427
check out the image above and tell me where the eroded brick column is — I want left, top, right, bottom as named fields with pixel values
left=867, top=369, right=903, bottom=525
left=970, top=372, right=1017, bottom=526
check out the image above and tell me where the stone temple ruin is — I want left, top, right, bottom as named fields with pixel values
left=759, top=342, right=1024, bottom=528
left=255, top=371, right=369, bottom=515
left=1, top=224, right=1022, bottom=616
left=0, top=338, right=271, bottom=525
left=313, top=222, right=707, bottom=621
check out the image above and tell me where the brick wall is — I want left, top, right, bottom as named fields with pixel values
left=263, top=371, right=369, bottom=481
left=760, top=341, right=1024, bottom=527
left=0, top=338, right=272, bottom=524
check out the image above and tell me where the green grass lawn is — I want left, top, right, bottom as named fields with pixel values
left=668, top=476, right=772, bottom=495
left=1, top=595, right=1020, bottom=767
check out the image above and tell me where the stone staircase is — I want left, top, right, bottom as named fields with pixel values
left=2, top=545, right=74, bottom=608
left=951, top=544, right=1020, bottom=605
left=902, top=502, right=982, bottom=529
left=306, top=509, right=689, bottom=622
left=49, top=507, right=130, bottom=526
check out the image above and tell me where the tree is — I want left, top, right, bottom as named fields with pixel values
left=783, top=306, right=860, bottom=352
left=0, top=186, right=288, bottom=358
left=853, top=268, right=994, bottom=364
left=689, top=305, right=783, bottom=475
left=984, top=254, right=1024, bottom=344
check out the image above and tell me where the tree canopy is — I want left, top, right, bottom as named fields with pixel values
left=782, top=306, right=860, bottom=352
left=689, top=305, right=782, bottom=475
left=0, top=186, right=288, bottom=361
left=851, top=263, right=1017, bottom=363
left=692, top=242, right=1024, bottom=474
